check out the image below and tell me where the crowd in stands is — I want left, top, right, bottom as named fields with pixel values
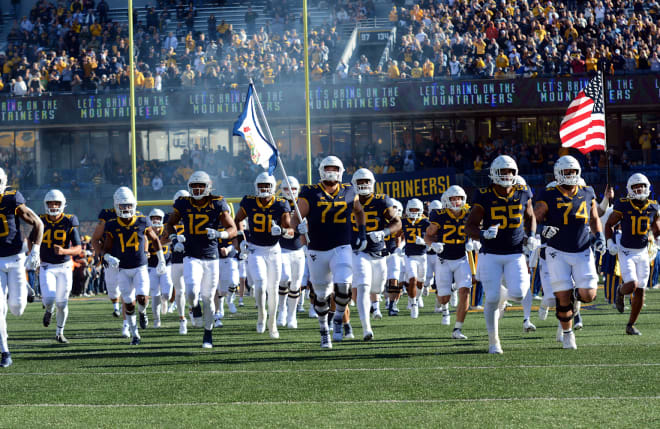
left=2, top=0, right=659, bottom=95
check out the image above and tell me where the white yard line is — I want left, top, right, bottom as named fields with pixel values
left=2, top=396, right=660, bottom=407
left=2, top=361, right=660, bottom=376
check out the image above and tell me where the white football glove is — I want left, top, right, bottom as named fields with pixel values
left=206, top=228, right=229, bottom=240
left=270, top=221, right=282, bottom=236
left=240, top=240, right=249, bottom=253
left=173, top=242, right=185, bottom=253
left=607, top=238, right=618, bottom=255
left=368, top=230, right=386, bottom=243
left=156, top=250, right=167, bottom=275
left=542, top=225, right=559, bottom=239
left=431, top=242, right=444, bottom=254
left=471, top=240, right=481, bottom=252
left=238, top=251, right=248, bottom=260
left=169, top=233, right=186, bottom=244
left=103, top=253, right=120, bottom=268
left=415, top=236, right=426, bottom=246
left=526, top=235, right=541, bottom=252
left=25, top=246, right=40, bottom=270
left=297, top=219, right=308, bottom=235
left=481, top=224, right=499, bottom=240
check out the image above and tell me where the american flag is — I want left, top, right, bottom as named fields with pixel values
left=559, top=73, right=606, bottom=154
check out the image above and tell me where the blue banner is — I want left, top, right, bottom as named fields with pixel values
left=373, top=168, right=455, bottom=203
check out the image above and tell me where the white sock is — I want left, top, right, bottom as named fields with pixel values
left=138, top=303, right=146, bottom=314
left=175, top=289, right=185, bottom=317
left=488, top=331, right=500, bottom=346
left=267, top=285, right=278, bottom=331
left=113, top=302, right=120, bottom=312
left=522, top=287, right=532, bottom=320
left=128, top=314, right=138, bottom=337
left=278, top=291, right=287, bottom=316
left=286, top=295, right=299, bottom=320
left=202, top=297, right=216, bottom=331
left=484, top=300, right=498, bottom=337
left=55, top=303, right=68, bottom=332
left=454, top=321, right=463, bottom=330
left=255, top=286, right=266, bottom=322
left=318, top=313, right=329, bottom=332
left=334, top=305, right=346, bottom=323
left=356, top=285, right=371, bottom=332
left=0, top=301, right=8, bottom=352
left=151, top=296, right=161, bottom=321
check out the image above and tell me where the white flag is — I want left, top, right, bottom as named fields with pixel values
left=232, top=84, right=278, bottom=174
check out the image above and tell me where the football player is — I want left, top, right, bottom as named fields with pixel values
left=277, top=176, right=305, bottom=329
left=146, top=209, right=172, bottom=328
left=39, top=190, right=81, bottom=343
left=425, top=186, right=472, bottom=339
left=534, top=156, right=604, bottom=349
left=291, top=155, right=367, bottom=349
left=168, top=190, right=189, bottom=334
left=216, top=232, right=239, bottom=326
left=606, top=173, right=660, bottom=335
left=0, top=167, right=43, bottom=367
left=466, top=155, right=538, bottom=354
left=235, top=172, right=292, bottom=339
left=399, top=198, right=430, bottom=319
left=103, top=187, right=167, bottom=345
left=164, top=171, right=237, bottom=349
left=350, top=168, right=401, bottom=340
left=385, top=199, right=404, bottom=316
left=425, top=200, right=443, bottom=311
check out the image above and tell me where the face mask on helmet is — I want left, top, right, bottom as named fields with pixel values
left=189, top=183, right=208, bottom=199
left=405, top=199, right=424, bottom=220
left=117, top=203, right=136, bottom=219
left=256, top=182, right=274, bottom=198
left=281, top=186, right=298, bottom=200
left=319, top=156, right=345, bottom=183
left=627, top=173, right=651, bottom=201
left=150, top=216, right=163, bottom=227
left=44, top=189, right=66, bottom=217
left=46, top=201, right=63, bottom=216
left=489, top=156, right=518, bottom=187
left=355, top=179, right=374, bottom=196
left=554, top=156, right=582, bottom=186
left=187, top=171, right=212, bottom=200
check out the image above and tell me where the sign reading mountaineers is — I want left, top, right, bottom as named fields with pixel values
left=0, top=75, right=658, bottom=127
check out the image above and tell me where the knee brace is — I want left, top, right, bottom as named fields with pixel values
left=279, top=282, right=290, bottom=296
left=125, top=303, right=135, bottom=314
left=55, top=301, right=68, bottom=311
left=333, top=283, right=351, bottom=306
left=313, top=296, right=329, bottom=316
left=228, top=285, right=237, bottom=294
left=387, top=282, right=401, bottom=294
left=556, top=301, right=574, bottom=322
left=137, top=295, right=147, bottom=306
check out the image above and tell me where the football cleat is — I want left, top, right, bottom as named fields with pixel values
left=121, top=324, right=130, bottom=338
left=43, top=311, right=52, bottom=327
left=573, top=313, right=583, bottom=330
left=388, top=306, right=399, bottom=316
left=320, top=330, right=332, bottom=349
left=256, top=321, right=266, bottom=334
left=344, top=323, right=355, bottom=339
left=238, top=298, right=245, bottom=307
left=626, top=324, right=641, bottom=336
left=179, top=319, right=188, bottom=335
left=523, top=319, right=536, bottom=333
left=308, top=306, right=317, bottom=318
left=297, top=303, right=304, bottom=313
left=372, top=308, right=383, bottom=320
left=287, top=318, right=298, bottom=329
left=1, top=352, right=13, bottom=368
left=417, top=296, right=424, bottom=308
left=332, top=319, right=343, bottom=342
left=214, top=316, right=223, bottom=328
left=55, top=334, right=69, bottom=344
left=434, top=303, right=443, bottom=313
left=130, top=336, right=141, bottom=346
left=452, top=328, right=467, bottom=340
left=562, top=331, right=577, bottom=349
left=112, top=309, right=121, bottom=318
left=538, top=305, right=549, bottom=321
left=615, top=287, right=625, bottom=313
left=269, top=329, right=280, bottom=339
left=556, top=323, right=564, bottom=342
left=202, top=329, right=213, bottom=349
left=168, top=302, right=177, bottom=313
left=139, top=312, right=148, bottom=329
left=277, top=311, right=287, bottom=327
left=410, top=303, right=419, bottom=319
left=153, top=320, right=161, bottom=329
left=488, top=343, right=503, bottom=354
left=442, top=313, right=451, bottom=326
left=363, top=330, right=373, bottom=341
left=228, top=302, right=237, bottom=314
left=27, top=284, right=35, bottom=303
left=422, top=286, right=429, bottom=297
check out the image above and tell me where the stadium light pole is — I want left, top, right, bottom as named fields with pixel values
left=302, top=0, right=312, bottom=184
left=128, top=0, right=138, bottom=199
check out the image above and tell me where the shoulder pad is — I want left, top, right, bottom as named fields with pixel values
left=650, top=200, right=658, bottom=205
left=4, top=190, right=16, bottom=196
left=478, top=187, right=489, bottom=194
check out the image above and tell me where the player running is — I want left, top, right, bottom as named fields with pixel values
left=146, top=209, right=172, bottom=328
left=168, top=190, right=189, bottom=334
left=350, top=168, right=401, bottom=340
left=235, top=172, right=292, bottom=338
left=534, top=156, right=604, bottom=349
left=399, top=198, right=430, bottom=319
left=0, top=167, right=43, bottom=368
left=466, top=155, right=538, bottom=354
left=164, top=171, right=237, bottom=349
left=606, top=173, right=660, bottom=335
left=291, top=155, right=367, bottom=349
left=39, top=190, right=82, bottom=343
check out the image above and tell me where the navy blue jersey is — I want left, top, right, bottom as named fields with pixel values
left=538, top=185, right=595, bottom=252
left=39, top=213, right=81, bottom=264
left=402, top=216, right=430, bottom=256
left=170, top=223, right=185, bottom=264
left=299, top=183, right=356, bottom=251
left=280, top=200, right=304, bottom=251
left=0, top=190, right=26, bottom=257
left=104, top=215, right=149, bottom=269
left=98, top=208, right=116, bottom=223
left=429, top=206, right=469, bottom=260
left=147, top=226, right=171, bottom=267
left=612, top=198, right=660, bottom=249
left=240, top=196, right=290, bottom=247
left=173, top=195, right=231, bottom=260
left=352, top=194, right=393, bottom=255
left=472, top=184, right=532, bottom=255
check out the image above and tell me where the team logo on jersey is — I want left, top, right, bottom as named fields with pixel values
left=310, top=254, right=317, bottom=261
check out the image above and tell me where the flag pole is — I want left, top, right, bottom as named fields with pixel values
left=601, top=71, right=610, bottom=187
left=248, top=80, right=309, bottom=241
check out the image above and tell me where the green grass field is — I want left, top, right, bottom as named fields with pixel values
left=2, top=288, right=660, bottom=428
